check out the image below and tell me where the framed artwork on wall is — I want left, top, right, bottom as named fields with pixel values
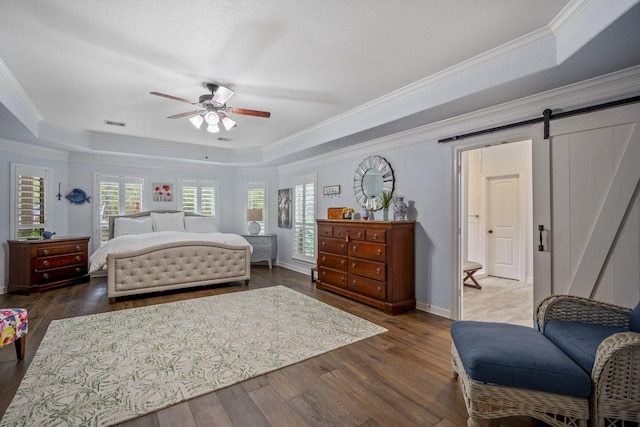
left=153, top=183, right=173, bottom=202
left=278, top=188, right=292, bottom=228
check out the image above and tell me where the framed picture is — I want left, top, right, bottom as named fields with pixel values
left=278, top=188, right=292, bottom=228
left=152, top=183, right=173, bottom=202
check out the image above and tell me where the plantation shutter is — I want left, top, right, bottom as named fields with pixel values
left=293, top=175, right=316, bottom=261
left=97, top=175, right=145, bottom=244
left=16, top=174, right=47, bottom=238
left=178, top=179, right=217, bottom=216
left=246, top=182, right=266, bottom=232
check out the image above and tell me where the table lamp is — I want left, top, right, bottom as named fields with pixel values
left=247, top=208, right=263, bottom=235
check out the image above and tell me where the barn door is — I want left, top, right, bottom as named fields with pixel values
left=532, top=103, right=640, bottom=307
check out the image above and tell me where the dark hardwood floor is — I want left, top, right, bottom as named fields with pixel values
left=0, top=267, right=544, bottom=426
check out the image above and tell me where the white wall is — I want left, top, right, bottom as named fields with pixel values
left=1, top=139, right=70, bottom=287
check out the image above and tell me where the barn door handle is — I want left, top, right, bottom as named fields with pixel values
left=538, top=225, right=545, bottom=252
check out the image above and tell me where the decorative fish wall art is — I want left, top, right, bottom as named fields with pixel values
left=66, top=188, right=91, bottom=204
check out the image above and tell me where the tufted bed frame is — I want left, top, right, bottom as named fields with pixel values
left=106, top=211, right=251, bottom=303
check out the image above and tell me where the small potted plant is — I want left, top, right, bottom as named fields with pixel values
left=342, top=207, right=355, bottom=219
left=380, top=190, right=394, bottom=220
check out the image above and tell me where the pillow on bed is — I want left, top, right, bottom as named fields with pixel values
left=114, top=217, right=154, bottom=237
left=151, top=212, right=185, bottom=232
left=184, top=216, right=218, bottom=233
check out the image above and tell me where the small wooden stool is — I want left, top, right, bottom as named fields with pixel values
left=463, top=261, right=482, bottom=289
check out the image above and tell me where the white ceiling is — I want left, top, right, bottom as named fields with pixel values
left=1, top=0, right=640, bottom=166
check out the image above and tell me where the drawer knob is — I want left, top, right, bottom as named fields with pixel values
left=340, top=244, right=345, bottom=250
left=76, top=255, right=81, bottom=261
left=43, top=260, right=49, bottom=266
left=322, top=256, right=326, bottom=262
left=76, top=245, right=81, bottom=251
left=376, top=268, right=381, bottom=275
left=43, top=249, right=49, bottom=255
left=322, top=242, right=326, bottom=247
left=336, top=230, right=341, bottom=236
left=341, top=276, right=345, bottom=282
left=352, top=245, right=357, bottom=252
left=377, top=249, right=382, bottom=256
left=357, top=232, right=362, bottom=238
left=352, top=262, right=356, bottom=269
left=341, top=260, right=345, bottom=266
left=377, top=286, right=382, bottom=293
left=352, top=280, right=357, bottom=287
left=372, top=234, right=378, bottom=240
left=322, top=271, right=326, bottom=277
left=43, top=273, right=49, bottom=279
left=76, top=267, right=81, bottom=272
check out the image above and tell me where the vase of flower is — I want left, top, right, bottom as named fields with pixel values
left=393, top=196, right=408, bottom=220
left=380, top=190, right=393, bottom=221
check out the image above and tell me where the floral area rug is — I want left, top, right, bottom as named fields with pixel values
left=1, top=286, right=386, bottom=427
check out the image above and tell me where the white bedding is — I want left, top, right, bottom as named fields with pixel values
left=89, top=231, right=252, bottom=273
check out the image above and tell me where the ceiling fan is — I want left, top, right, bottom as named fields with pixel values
left=150, top=83, right=271, bottom=133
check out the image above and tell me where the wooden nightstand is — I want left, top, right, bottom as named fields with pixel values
left=242, top=233, right=277, bottom=269
left=7, top=236, right=90, bottom=294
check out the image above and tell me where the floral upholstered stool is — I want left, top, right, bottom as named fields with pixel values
left=0, top=308, right=28, bottom=360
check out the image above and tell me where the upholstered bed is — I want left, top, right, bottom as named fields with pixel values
left=89, top=210, right=252, bottom=303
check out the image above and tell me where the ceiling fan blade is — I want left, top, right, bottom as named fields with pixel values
left=229, top=107, right=271, bottom=118
left=167, top=110, right=203, bottom=119
left=150, top=92, right=200, bottom=106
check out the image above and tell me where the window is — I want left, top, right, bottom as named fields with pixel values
left=96, top=174, right=145, bottom=244
left=293, top=174, right=316, bottom=262
left=11, top=163, right=51, bottom=239
left=178, top=179, right=218, bottom=217
left=245, top=181, right=267, bottom=233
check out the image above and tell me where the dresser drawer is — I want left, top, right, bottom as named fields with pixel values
left=319, top=267, right=348, bottom=289
left=319, top=238, right=348, bottom=255
left=37, top=253, right=86, bottom=270
left=36, top=264, right=87, bottom=284
left=349, top=241, right=386, bottom=262
left=365, top=229, right=386, bottom=243
left=37, top=243, right=86, bottom=257
left=318, top=224, right=334, bottom=237
left=318, top=253, right=347, bottom=271
left=348, top=275, right=386, bottom=301
left=349, top=259, right=386, bottom=281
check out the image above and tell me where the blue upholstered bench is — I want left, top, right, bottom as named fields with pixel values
left=451, top=321, right=590, bottom=427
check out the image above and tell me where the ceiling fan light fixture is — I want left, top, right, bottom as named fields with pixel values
left=221, top=115, right=236, bottom=131
left=189, top=114, right=204, bottom=129
left=207, top=123, right=220, bottom=133
left=212, top=85, right=235, bottom=105
left=204, top=111, right=219, bottom=125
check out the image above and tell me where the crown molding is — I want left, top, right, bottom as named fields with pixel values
left=278, top=65, right=640, bottom=175
left=0, top=137, right=68, bottom=161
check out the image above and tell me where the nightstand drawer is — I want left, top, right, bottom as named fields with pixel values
left=37, top=253, right=86, bottom=269
left=37, top=264, right=87, bottom=284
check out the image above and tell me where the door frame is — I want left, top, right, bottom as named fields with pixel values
left=451, top=128, right=532, bottom=321
left=483, top=170, right=527, bottom=283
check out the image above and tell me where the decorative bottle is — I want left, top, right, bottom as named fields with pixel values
left=393, top=196, right=407, bottom=220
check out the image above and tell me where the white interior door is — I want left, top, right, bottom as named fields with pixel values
left=532, top=103, right=640, bottom=307
left=487, top=175, right=520, bottom=280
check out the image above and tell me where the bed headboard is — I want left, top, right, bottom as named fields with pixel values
left=108, top=210, right=207, bottom=239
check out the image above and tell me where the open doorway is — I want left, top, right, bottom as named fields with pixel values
left=460, top=140, right=534, bottom=326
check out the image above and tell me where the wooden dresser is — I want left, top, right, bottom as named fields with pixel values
left=7, top=236, right=90, bottom=294
left=316, top=219, right=415, bottom=315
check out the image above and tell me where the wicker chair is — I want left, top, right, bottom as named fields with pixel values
left=536, top=295, right=640, bottom=426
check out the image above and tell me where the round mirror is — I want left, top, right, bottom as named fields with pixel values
left=353, top=155, right=394, bottom=210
